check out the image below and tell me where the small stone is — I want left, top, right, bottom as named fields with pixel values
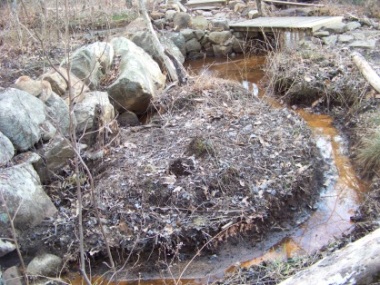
left=3, top=266, right=22, bottom=285
left=313, top=31, right=330, bottom=37
left=345, top=21, right=361, bottom=31
left=322, top=35, right=338, bottom=46
left=338, top=34, right=354, bottom=43
left=27, top=253, right=62, bottom=277
left=349, top=40, right=377, bottom=49
left=248, top=9, right=259, bottom=19
left=165, top=10, right=177, bottom=21
left=0, top=239, right=16, bottom=257
left=181, top=28, right=195, bottom=41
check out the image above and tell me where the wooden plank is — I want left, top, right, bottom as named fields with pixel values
left=186, top=0, right=226, bottom=7
left=263, top=0, right=324, bottom=7
left=230, top=16, right=343, bottom=32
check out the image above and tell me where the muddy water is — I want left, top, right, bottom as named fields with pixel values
left=186, top=55, right=365, bottom=267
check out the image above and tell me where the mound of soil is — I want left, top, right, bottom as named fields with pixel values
left=22, top=77, right=324, bottom=269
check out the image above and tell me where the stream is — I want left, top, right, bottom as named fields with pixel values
left=71, top=55, right=365, bottom=285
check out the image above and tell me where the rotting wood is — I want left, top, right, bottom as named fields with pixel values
left=352, top=51, right=380, bottom=93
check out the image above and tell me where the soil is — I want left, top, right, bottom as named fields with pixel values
left=1, top=1, right=380, bottom=284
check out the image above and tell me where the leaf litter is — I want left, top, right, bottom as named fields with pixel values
left=25, top=76, right=325, bottom=269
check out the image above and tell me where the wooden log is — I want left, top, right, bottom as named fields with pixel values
left=352, top=51, right=380, bottom=93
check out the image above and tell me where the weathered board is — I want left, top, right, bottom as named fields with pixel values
left=263, top=0, right=324, bottom=7
left=186, top=0, right=226, bottom=9
left=230, top=16, right=344, bottom=33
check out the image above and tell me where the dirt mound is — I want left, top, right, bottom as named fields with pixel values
left=23, top=76, right=322, bottom=266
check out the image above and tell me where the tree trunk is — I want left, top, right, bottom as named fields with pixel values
left=351, top=51, right=380, bottom=93
left=137, top=0, right=188, bottom=84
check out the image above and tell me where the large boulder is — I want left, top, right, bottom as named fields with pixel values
left=40, top=67, right=90, bottom=104
left=63, top=47, right=102, bottom=90
left=131, top=31, right=185, bottom=64
left=84, top=42, right=114, bottom=74
left=0, top=163, right=57, bottom=230
left=0, top=131, right=14, bottom=166
left=109, top=37, right=166, bottom=114
left=45, top=92, right=73, bottom=137
left=0, top=88, right=55, bottom=151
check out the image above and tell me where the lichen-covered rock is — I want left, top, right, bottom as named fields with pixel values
left=131, top=31, right=185, bottom=64
left=84, top=42, right=114, bottom=73
left=0, top=163, right=57, bottom=230
left=63, top=48, right=102, bottom=90
left=27, top=253, right=62, bottom=277
left=0, top=88, right=53, bottom=151
left=0, top=131, right=14, bottom=166
left=109, top=37, right=166, bottom=114
left=45, top=92, right=73, bottom=137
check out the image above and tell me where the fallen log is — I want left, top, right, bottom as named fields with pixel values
left=351, top=51, right=380, bottom=93
left=279, top=227, right=380, bottom=285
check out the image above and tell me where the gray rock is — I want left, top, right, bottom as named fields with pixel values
left=27, top=253, right=62, bottom=277
left=338, top=34, right=354, bottom=43
left=191, top=16, right=208, bottom=30
left=131, top=31, right=185, bottom=64
left=165, top=10, right=177, bottom=21
left=166, top=32, right=187, bottom=56
left=279, top=227, right=380, bottom=285
left=209, top=19, right=229, bottom=31
left=173, top=12, right=191, bottom=30
left=0, top=163, right=57, bottom=230
left=213, top=44, right=233, bottom=57
left=180, top=28, right=195, bottom=41
left=45, top=92, right=73, bottom=137
left=345, top=21, right=361, bottom=31
left=84, top=42, right=114, bottom=74
left=109, top=37, right=166, bottom=114
left=194, top=30, right=205, bottom=41
left=74, top=91, right=115, bottom=137
left=0, top=88, right=52, bottom=151
left=0, top=131, right=14, bottom=166
left=313, top=31, right=330, bottom=37
left=209, top=31, right=232, bottom=45
left=0, top=239, right=16, bottom=257
left=349, top=40, right=377, bottom=49
left=33, top=136, right=75, bottom=183
left=64, top=48, right=102, bottom=90
left=185, top=38, right=202, bottom=53
left=325, top=22, right=346, bottom=34
left=3, top=266, right=22, bottom=285
left=323, top=35, right=338, bottom=46
left=118, top=110, right=140, bottom=127
left=232, top=37, right=246, bottom=53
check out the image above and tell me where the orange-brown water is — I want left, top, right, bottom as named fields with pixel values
left=71, top=55, right=365, bottom=284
